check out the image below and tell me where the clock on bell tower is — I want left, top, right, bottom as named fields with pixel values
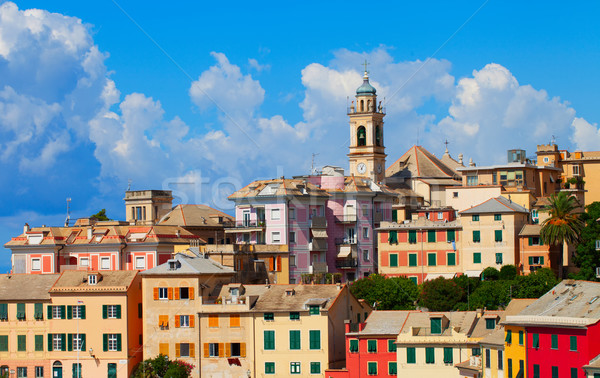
left=348, top=63, right=387, bottom=182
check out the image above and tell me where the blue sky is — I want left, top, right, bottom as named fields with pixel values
left=1, top=1, right=600, bottom=271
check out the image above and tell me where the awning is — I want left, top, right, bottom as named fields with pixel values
left=337, top=246, right=352, bottom=258
left=465, top=270, right=483, bottom=278
left=311, top=229, right=328, bottom=238
left=424, top=273, right=456, bottom=281
left=224, top=228, right=263, bottom=233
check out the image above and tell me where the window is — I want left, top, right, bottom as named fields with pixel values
left=473, top=252, right=481, bottom=264
left=209, top=343, right=219, bottom=357
left=229, top=342, right=242, bottom=357
left=367, top=362, right=377, bottom=375
left=495, top=230, right=503, bottom=242
left=80, top=257, right=89, bottom=267
left=135, top=256, right=145, bottom=269
left=447, top=230, right=456, bottom=242
left=264, top=330, right=275, bottom=350
left=287, top=312, right=299, bottom=321
left=533, top=364, right=540, bottom=378
left=552, top=366, right=558, bottom=378
left=428, top=230, right=436, bottom=243
left=35, top=367, right=43, bottom=378
left=105, top=334, right=121, bottom=351
left=409, top=276, right=418, bottom=285
left=408, top=230, right=417, bottom=244
left=0, top=335, right=7, bottom=352
left=453, top=191, right=458, bottom=198
left=271, top=209, right=280, bottom=220
left=309, top=330, right=320, bottom=350
left=551, top=334, right=558, bottom=349
left=496, top=253, right=503, bottom=264
left=357, top=126, right=366, bottom=146
left=573, top=165, right=580, bottom=176
left=265, top=362, right=275, bottom=374
left=289, top=231, right=296, bottom=243
left=437, top=212, right=444, bottom=220
left=367, top=339, right=377, bottom=353
left=289, top=330, right=301, bottom=350
left=425, top=347, right=435, bottom=364
left=570, top=336, right=577, bottom=351
left=100, top=257, right=110, bottom=270
left=17, top=368, right=27, bottom=378
left=72, top=334, right=85, bottom=351
left=505, top=330, right=512, bottom=343
left=179, top=343, right=191, bottom=357
left=519, top=331, right=524, bottom=345
left=473, top=230, right=481, bottom=243
left=179, top=287, right=191, bottom=300
left=17, top=303, right=25, bottom=320
left=0, top=303, right=7, bottom=320
left=508, top=359, right=513, bottom=378
left=32, top=258, right=41, bottom=271
left=389, top=254, right=399, bottom=267
left=104, top=305, right=121, bottom=319
left=229, top=314, right=241, bottom=327
left=431, top=318, right=442, bottom=334
left=208, top=314, right=219, bottom=328
left=271, top=232, right=280, bottom=243
left=484, top=318, right=496, bottom=330
left=88, top=274, right=97, bottom=285
left=264, top=312, right=274, bottom=321
left=52, top=305, right=65, bottom=319
left=309, top=305, right=320, bottom=315
left=35, top=335, right=43, bottom=351
left=290, top=362, right=301, bottom=374
left=310, top=362, right=321, bottom=374
left=363, top=227, right=369, bottom=239
left=71, top=305, right=85, bottom=319
left=289, top=208, right=296, bottom=219
left=52, top=334, right=64, bottom=351
left=498, top=350, right=503, bottom=370
left=407, top=347, right=416, bottom=363
left=388, top=339, right=397, bottom=352
left=363, top=249, right=369, bottom=261
left=388, top=362, right=397, bottom=375
left=408, top=253, right=417, bottom=267
left=447, top=252, right=456, bottom=266
left=532, top=333, right=539, bottom=348
left=472, top=214, right=480, bottom=222
left=467, top=175, right=478, bottom=186
left=494, top=214, right=502, bottom=221
left=428, top=253, right=437, bottom=266
left=444, top=347, right=453, bottom=364
left=472, top=347, right=481, bottom=356
left=18, top=334, right=26, bottom=351
left=571, top=368, right=578, bottom=378
left=485, top=349, right=491, bottom=368
left=290, top=255, right=296, bottom=267
left=179, top=315, right=190, bottom=327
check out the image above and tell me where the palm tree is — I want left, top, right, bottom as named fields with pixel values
left=540, top=192, right=584, bottom=278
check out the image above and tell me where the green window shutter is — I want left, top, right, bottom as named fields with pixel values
left=34, top=335, right=43, bottom=351
left=540, top=256, right=544, bottom=265
left=392, top=210, right=398, bottom=222
left=494, top=214, right=502, bottom=221
left=0, top=303, right=7, bottom=320
left=428, top=253, right=437, bottom=266
left=407, top=347, right=416, bottom=363
left=34, top=303, right=43, bottom=320
left=533, top=365, right=540, bottom=378
left=309, top=330, right=320, bottom=350
left=551, top=334, right=558, bottom=349
left=570, top=336, right=577, bottom=351
left=533, top=333, right=539, bottom=348
left=496, top=253, right=503, bottom=264
left=408, top=230, right=417, bottom=243
left=81, top=334, right=86, bottom=350
left=473, top=230, right=481, bottom=242
left=388, top=230, right=398, bottom=244
left=310, top=362, right=320, bottom=374
left=447, top=230, right=456, bottom=242
left=60, top=305, right=66, bottom=319
left=81, top=305, right=86, bottom=320
left=552, top=366, right=558, bottom=378
left=409, top=254, right=417, bottom=267
left=67, top=305, right=73, bottom=320
left=426, top=347, right=435, bottom=363
left=368, top=339, right=377, bottom=353
left=528, top=237, right=533, bottom=246
left=444, top=347, right=453, bottom=363
left=102, top=305, right=108, bottom=319
left=289, top=330, right=300, bottom=350
left=60, top=333, right=66, bottom=351
left=486, top=318, right=496, bottom=329
left=388, top=362, right=397, bottom=375
left=474, top=252, right=481, bottom=264
left=472, top=215, right=479, bottom=221
left=390, top=254, right=398, bottom=267
left=48, top=305, right=52, bottom=319
left=264, top=330, right=275, bottom=350
left=116, top=305, right=122, bottom=319
left=17, top=334, right=26, bottom=351
left=388, top=339, right=396, bottom=352
left=519, top=331, right=524, bottom=345
left=529, top=256, right=534, bottom=265
left=116, top=334, right=122, bottom=351
left=68, top=333, right=73, bottom=351
left=431, top=318, right=442, bottom=334
left=428, top=230, right=436, bottom=243
left=571, top=368, right=578, bottom=378
left=265, top=362, right=275, bottom=374
left=0, top=335, right=8, bottom=351
left=103, top=334, right=108, bottom=352
left=289, top=312, right=299, bottom=320
left=448, top=253, right=456, bottom=266
left=495, top=230, right=503, bottom=242
left=349, top=339, right=359, bottom=352
left=506, top=330, right=512, bottom=343
left=17, top=303, right=25, bottom=320
left=367, top=362, right=377, bottom=375
left=48, top=334, right=52, bottom=351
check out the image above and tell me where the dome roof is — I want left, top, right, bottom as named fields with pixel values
left=356, top=73, right=376, bottom=96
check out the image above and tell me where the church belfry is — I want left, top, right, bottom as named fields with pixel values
left=348, top=65, right=386, bottom=182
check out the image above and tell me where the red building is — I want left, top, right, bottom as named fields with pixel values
left=325, top=311, right=412, bottom=378
left=505, top=280, right=600, bottom=378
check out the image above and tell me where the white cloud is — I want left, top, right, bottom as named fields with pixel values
left=571, top=117, right=600, bottom=151
left=248, top=58, right=270, bottom=72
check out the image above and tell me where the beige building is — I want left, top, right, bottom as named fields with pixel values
left=140, top=254, right=235, bottom=377
left=459, top=197, right=529, bottom=277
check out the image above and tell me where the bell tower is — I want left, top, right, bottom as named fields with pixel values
left=348, top=64, right=386, bottom=182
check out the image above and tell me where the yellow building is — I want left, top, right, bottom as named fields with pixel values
left=502, top=299, right=535, bottom=378
left=0, top=274, right=58, bottom=378
left=47, top=270, right=142, bottom=378
left=141, top=254, right=235, bottom=377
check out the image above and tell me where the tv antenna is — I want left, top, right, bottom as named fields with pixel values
left=127, top=179, right=132, bottom=191
left=311, top=153, right=319, bottom=175
left=65, top=198, right=71, bottom=227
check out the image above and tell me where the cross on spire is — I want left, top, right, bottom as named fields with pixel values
left=362, top=59, right=370, bottom=74
left=444, top=139, right=450, bottom=153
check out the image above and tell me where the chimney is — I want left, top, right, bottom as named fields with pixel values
left=87, top=228, right=93, bottom=239
left=458, top=153, right=464, bottom=165
left=176, top=229, right=181, bottom=238
left=23, top=223, right=30, bottom=234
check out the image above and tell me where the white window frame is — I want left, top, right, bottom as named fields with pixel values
left=362, top=205, right=368, bottom=217
left=72, top=306, right=82, bottom=319
left=88, top=274, right=97, bottom=285
left=79, top=257, right=89, bottom=267
left=271, top=208, right=281, bottom=220
left=290, top=255, right=296, bottom=267
left=272, top=232, right=281, bottom=243
left=543, top=157, right=549, bottom=163
left=53, top=334, right=62, bottom=351
left=290, top=362, right=301, bottom=374
left=35, top=366, right=44, bottom=378
left=108, top=334, right=118, bottom=351
left=289, top=231, right=296, bottom=244
left=362, top=227, right=369, bottom=239
left=17, top=367, right=27, bottom=378
left=363, top=249, right=369, bottom=261
left=573, top=165, right=580, bottom=176
left=209, top=343, right=219, bottom=357
left=52, top=306, right=61, bottom=319
left=158, top=287, right=168, bottom=300
left=437, top=212, right=444, bottom=220
left=31, top=258, right=41, bottom=271
left=180, top=315, right=190, bottom=327
left=100, top=257, right=110, bottom=270
left=107, top=305, right=117, bottom=319
left=73, top=334, right=83, bottom=351
left=135, top=256, right=146, bottom=269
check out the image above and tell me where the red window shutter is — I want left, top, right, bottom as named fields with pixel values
left=167, top=287, right=173, bottom=300
left=174, top=316, right=180, bottom=328
left=174, top=288, right=180, bottom=300
left=153, top=287, right=159, bottom=300
left=189, top=315, right=195, bottom=328
left=189, top=287, right=195, bottom=300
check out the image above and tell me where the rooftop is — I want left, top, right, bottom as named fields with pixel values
left=0, top=274, right=59, bottom=301
left=50, top=270, right=138, bottom=293
left=141, top=254, right=234, bottom=276
left=251, top=284, right=344, bottom=312
left=460, top=196, right=529, bottom=215
left=386, top=145, right=461, bottom=180
left=157, top=204, right=233, bottom=227
left=354, top=310, right=413, bottom=336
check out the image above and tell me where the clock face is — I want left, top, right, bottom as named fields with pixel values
left=357, top=163, right=367, bottom=174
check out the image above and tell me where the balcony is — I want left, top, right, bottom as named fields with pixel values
left=309, top=262, right=328, bottom=274
left=374, top=211, right=383, bottom=222
left=310, top=216, right=327, bottom=229
left=309, top=239, right=328, bottom=251
left=223, top=219, right=266, bottom=228
left=335, top=258, right=358, bottom=269
left=334, top=214, right=357, bottom=223
left=335, top=237, right=357, bottom=245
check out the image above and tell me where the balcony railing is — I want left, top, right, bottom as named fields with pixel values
left=334, top=214, right=357, bottom=223
left=335, top=237, right=357, bottom=245
left=374, top=211, right=383, bottom=222
left=223, top=220, right=266, bottom=228
left=335, top=258, right=358, bottom=269
left=309, top=262, right=328, bottom=274
left=309, top=239, right=328, bottom=251
left=310, top=216, right=327, bottom=229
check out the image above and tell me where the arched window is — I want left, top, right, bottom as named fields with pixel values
left=375, top=125, right=382, bottom=146
left=360, top=100, right=364, bottom=112
left=357, top=126, right=367, bottom=146
left=367, top=100, right=372, bottom=112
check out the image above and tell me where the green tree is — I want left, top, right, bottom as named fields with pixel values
left=540, top=192, right=584, bottom=278
left=91, top=209, right=110, bottom=221
left=482, top=267, right=500, bottom=281
left=419, top=277, right=464, bottom=311
left=572, top=202, right=600, bottom=280
left=468, top=280, right=513, bottom=310
left=349, top=274, right=417, bottom=310
left=132, top=354, right=194, bottom=378
left=513, top=268, right=559, bottom=298
left=499, top=265, right=518, bottom=280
